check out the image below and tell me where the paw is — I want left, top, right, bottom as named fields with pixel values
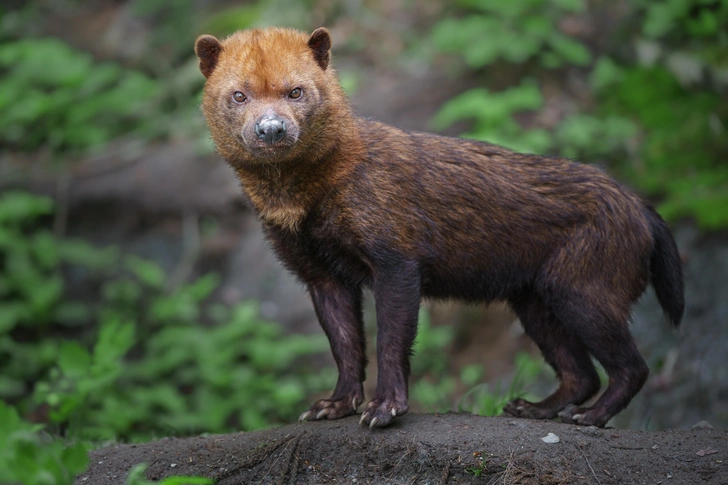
left=299, top=395, right=363, bottom=422
left=503, top=398, right=560, bottom=420
left=359, top=397, right=408, bottom=428
left=557, top=404, right=608, bottom=428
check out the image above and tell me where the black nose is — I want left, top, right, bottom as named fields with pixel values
left=255, top=116, right=287, bottom=144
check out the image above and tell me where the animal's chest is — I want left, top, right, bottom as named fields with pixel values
left=264, top=218, right=371, bottom=286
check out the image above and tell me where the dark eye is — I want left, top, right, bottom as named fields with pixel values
left=232, top=91, right=246, bottom=103
left=288, top=88, right=302, bottom=99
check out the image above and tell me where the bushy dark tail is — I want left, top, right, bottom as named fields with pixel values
left=646, top=205, right=684, bottom=327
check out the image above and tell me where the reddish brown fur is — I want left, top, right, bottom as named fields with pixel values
left=195, top=27, right=684, bottom=428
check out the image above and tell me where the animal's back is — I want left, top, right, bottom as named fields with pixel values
left=334, top=119, right=653, bottom=302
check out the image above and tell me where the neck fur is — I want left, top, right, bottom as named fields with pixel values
left=235, top=116, right=363, bottom=231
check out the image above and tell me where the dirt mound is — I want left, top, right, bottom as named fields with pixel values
left=76, top=413, right=726, bottom=484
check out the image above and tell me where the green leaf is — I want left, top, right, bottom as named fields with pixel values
left=58, top=341, right=91, bottom=377
left=125, top=463, right=150, bottom=485
left=93, top=318, right=135, bottom=369
left=590, top=56, right=625, bottom=92
left=643, top=2, right=680, bottom=38
left=54, top=301, right=91, bottom=326
left=149, top=293, right=200, bottom=323
left=125, top=255, right=166, bottom=289
left=522, top=16, right=553, bottom=39
left=0, top=303, right=29, bottom=333
left=28, top=274, right=64, bottom=314
left=61, top=442, right=90, bottom=474
left=0, top=400, right=23, bottom=438
left=548, top=32, right=591, bottom=65
left=0, top=227, right=21, bottom=250
left=102, top=279, right=142, bottom=304
left=0, top=191, right=54, bottom=223
left=58, top=240, right=119, bottom=269
left=185, top=272, right=220, bottom=301
left=461, top=364, right=484, bottom=387
left=161, top=476, right=213, bottom=485
left=0, top=374, right=25, bottom=398
left=31, top=231, right=60, bottom=269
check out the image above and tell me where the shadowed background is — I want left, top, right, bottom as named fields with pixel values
left=1, top=1, right=727, bottom=479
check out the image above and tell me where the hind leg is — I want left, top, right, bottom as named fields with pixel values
left=504, top=296, right=601, bottom=420
left=553, top=296, right=649, bottom=427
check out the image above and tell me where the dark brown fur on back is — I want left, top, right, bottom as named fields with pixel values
left=195, top=27, right=685, bottom=428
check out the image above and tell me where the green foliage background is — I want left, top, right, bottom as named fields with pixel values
left=0, top=0, right=726, bottom=483
left=431, top=0, right=728, bottom=228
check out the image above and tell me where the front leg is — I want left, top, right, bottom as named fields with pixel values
left=360, top=259, right=421, bottom=428
left=299, top=277, right=366, bottom=422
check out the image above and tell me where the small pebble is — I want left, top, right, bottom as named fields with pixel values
left=170, top=463, right=177, bottom=468
left=541, top=433, right=560, bottom=444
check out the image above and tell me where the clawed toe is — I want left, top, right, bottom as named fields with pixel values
left=503, top=398, right=561, bottom=420
left=359, top=398, right=408, bottom=428
left=300, top=395, right=362, bottom=422
left=558, top=404, right=608, bottom=427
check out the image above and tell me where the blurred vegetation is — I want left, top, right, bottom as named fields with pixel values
left=0, top=401, right=89, bottom=485
left=0, top=0, right=726, bottom=482
left=0, top=191, right=336, bottom=483
left=125, top=464, right=212, bottom=485
left=431, top=0, right=728, bottom=228
left=0, top=38, right=161, bottom=154
left=410, top=309, right=545, bottom=416
left=0, top=191, right=332, bottom=439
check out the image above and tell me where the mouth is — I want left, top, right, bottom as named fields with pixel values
left=238, top=132, right=297, bottom=160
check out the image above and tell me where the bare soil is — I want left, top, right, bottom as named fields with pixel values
left=76, top=413, right=727, bottom=484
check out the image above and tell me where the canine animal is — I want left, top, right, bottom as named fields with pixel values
left=194, top=27, right=684, bottom=428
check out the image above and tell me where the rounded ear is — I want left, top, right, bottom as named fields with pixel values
left=308, top=28, right=331, bottom=70
left=195, top=35, right=223, bottom=78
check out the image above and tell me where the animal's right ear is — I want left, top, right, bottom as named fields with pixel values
left=308, top=28, right=331, bottom=70
left=195, top=35, right=223, bottom=78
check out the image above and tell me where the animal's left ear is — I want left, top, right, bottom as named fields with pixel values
left=308, top=28, right=331, bottom=70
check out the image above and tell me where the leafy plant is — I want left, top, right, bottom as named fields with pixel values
left=432, top=81, right=552, bottom=154
left=590, top=0, right=728, bottom=228
left=33, top=272, right=333, bottom=441
left=594, top=62, right=728, bottom=228
left=428, top=0, right=600, bottom=155
left=0, top=38, right=160, bottom=154
left=126, top=463, right=212, bottom=485
left=432, top=0, right=591, bottom=69
left=431, top=0, right=728, bottom=229
left=0, top=191, right=334, bottom=445
left=464, top=453, right=488, bottom=478
left=409, top=309, right=547, bottom=415
left=0, top=191, right=118, bottom=410
left=458, top=352, right=544, bottom=416
left=0, top=401, right=89, bottom=485
left=411, top=308, right=454, bottom=376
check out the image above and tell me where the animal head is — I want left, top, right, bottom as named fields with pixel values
left=195, top=27, right=343, bottom=165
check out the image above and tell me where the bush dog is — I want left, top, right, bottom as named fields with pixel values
left=194, top=27, right=684, bottom=428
